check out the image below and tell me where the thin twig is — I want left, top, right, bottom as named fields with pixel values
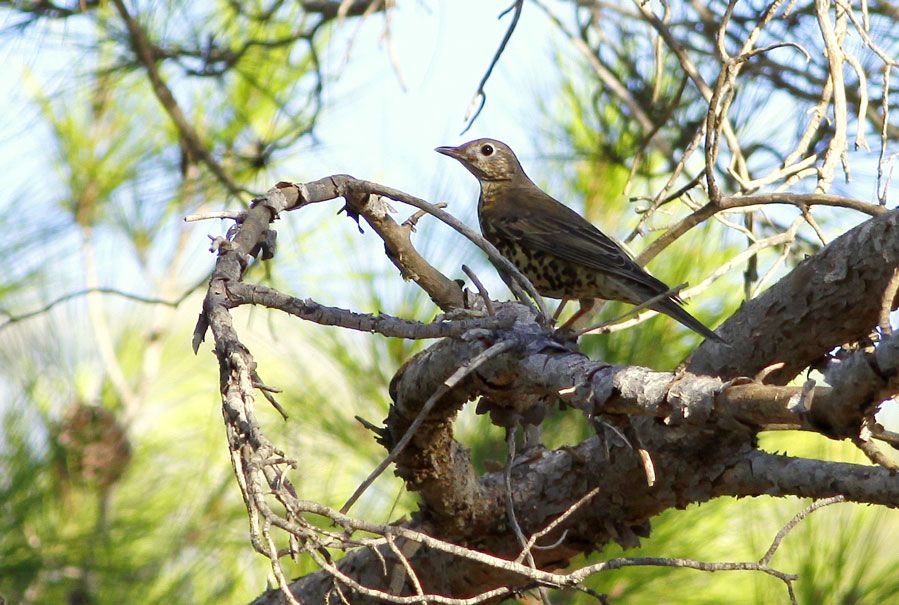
left=460, top=0, right=524, bottom=134
left=231, top=282, right=512, bottom=339
left=462, top=264, right=496, bottom=315
left=814, top=0, right=849, bottom=192
left=853, top=430, right=899, bottom=470
left=385, top=536, right=426, bottom=603
left=0, top=281, right=205, bottom=332
left=578, top=283, right=686, bottom=336
left=184, top=210, right=246, bottom=222
left=636, top=192, right=879, bottom=267
left=759, top=496, right=846, bottom=565
left=754, top=362, right=787, bottom=384
left=403, top=202, right=448, bottom=232
left=504, top=430, right=551, bottom=605
left=340, top=339, right=519, bottom=514
left=516, top=488, right=600, bottom=564
left=263, top=519, right=303, bottom=605
left=877, top=65, right=893, bottom=205
left=843, top=51, right=871, bottom=151
left=870, top=426, right=899, bottom=447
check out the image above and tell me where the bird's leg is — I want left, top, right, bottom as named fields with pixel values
left=553, top=298, right=570, bottom=322
left=558, top=298, right=596, bottom=331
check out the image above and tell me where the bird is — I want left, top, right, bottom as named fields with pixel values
left=435, top=138, right=724, bottom=343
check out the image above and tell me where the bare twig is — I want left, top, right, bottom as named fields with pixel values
left=814, top=0, right=849, bottom=192
left=462, top=264, right=496, bottom=316
left=516, top=488, right=600, bottom=564
left=385, top=536, right=426, bottom=603
left=834, top=0, right=899, bottom=67
left=0, top=280, right=204, bottom=332
left=637, top=193, right=881, bottom=266
left=340, top=338, right=519, bottom=514
left=230, top=282, right=511, bottom=339
left=877, top=65, right=893, bottom=205
left=853, top=428, right=899, bottom=470
left=504, top=430, right=550, bottom=605
left=403, top=202, right=448, bottom=231
left=184, top=210, right=246, bottom=222
left=637, top=448, right=656, bottom=487
left=633, top=0, right=749, bottom=181
left=263, top=520, right=302, bottom=605
left=759, top=496, right=846, bottom=565
left=870, top=426, right=899, bottom=448
left=566, top=556, right=798, bottom=604
left=578, top=283, right=686, bottom=336
left=843, top=52, right=871, bottom=151
left=460, top=0, right=524, bottom=134
left=754, top=362, right=787, bottom=384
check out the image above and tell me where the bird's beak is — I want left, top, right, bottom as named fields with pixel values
left=435, top=145, right=464, bottom=160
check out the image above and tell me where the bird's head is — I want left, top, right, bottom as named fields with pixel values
left=435, top=138, right=524, bottom=182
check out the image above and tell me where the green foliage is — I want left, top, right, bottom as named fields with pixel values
left=546, top=432, right=899, bottom=604
left=0, top=1, right=894, bottom=604
left=0, top=394, right=264, bottom=604
left=529, top=45, right=899, bottom=603
left=0, top=1, right=333, bottom=602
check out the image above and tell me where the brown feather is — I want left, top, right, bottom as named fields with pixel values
left=437, top=138, right=725, bottom=343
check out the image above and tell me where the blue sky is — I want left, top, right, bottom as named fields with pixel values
left=291, top=1, right=565, bottom=191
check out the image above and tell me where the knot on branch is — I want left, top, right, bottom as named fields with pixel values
left=665, top=374, right=718, bottom=425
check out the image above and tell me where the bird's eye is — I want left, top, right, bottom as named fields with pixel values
left=480, top=144, right=494, bottom=156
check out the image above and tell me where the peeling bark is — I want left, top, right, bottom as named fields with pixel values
left=687, top=208, right=899, bottom=383
left=203, top=182, right=899, bottom=605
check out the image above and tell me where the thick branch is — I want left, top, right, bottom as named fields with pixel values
left=687, top=207, right=899, bottom=383
left=716, top=450, right=899, bottom=505
left=263, top=419, right=898, bottom=603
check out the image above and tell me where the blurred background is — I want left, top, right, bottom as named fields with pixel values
left=0, top=1, right=897, bottom=603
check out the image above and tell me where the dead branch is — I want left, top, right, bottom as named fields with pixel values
left=460, top=0, right=524, bottom=134
left=0, top=280, right=203, bottom=333
left=229, top=282, right=512, bottom=339
left=194, top=171, right=899, bottom=604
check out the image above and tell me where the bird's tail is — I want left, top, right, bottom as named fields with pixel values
left=652, top=298, right=726, bottom=344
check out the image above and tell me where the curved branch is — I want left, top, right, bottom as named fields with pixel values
left=637, top=193, right=886, bottom=266
left=687, top=207, right=899, bottom=383
left=279, top=177, right=549, bottom=318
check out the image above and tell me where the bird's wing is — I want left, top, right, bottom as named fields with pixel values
left=490, top=186, right=678, bottom=299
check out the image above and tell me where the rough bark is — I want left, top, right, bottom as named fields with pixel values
left=249, top=207, right=899, bottom=603
left=686, top=208, right=899, bottom=383
left=199, top=180, right=899, bottom=605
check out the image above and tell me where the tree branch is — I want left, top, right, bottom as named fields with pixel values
left=687, top=207, right=899, bottom=383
